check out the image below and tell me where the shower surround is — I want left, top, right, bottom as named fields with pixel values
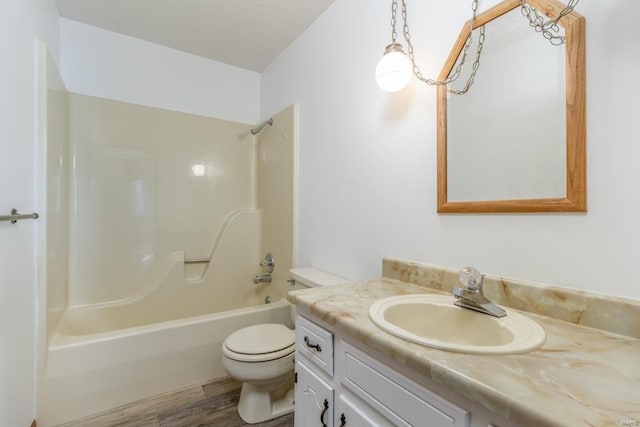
left=36, top=88, right=297, bottom=425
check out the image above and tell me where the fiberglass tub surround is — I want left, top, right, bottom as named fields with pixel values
left=54, top=95, right=296, bottom=333
left=38, top=91, right=297, bottom=426
left=68, top=94, right=263, bottom=307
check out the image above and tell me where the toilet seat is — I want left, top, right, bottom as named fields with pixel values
left=223, top=324, right=295, bottom=363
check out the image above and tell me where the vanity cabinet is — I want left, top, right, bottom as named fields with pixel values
left=295, top=316, right=336, bottom=426
left=295, top=315, right=477, bottom=427
left=295, top=360, right=334, bottom=427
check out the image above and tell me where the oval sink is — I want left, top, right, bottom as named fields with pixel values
left=369, top=294, right=545, bottom=354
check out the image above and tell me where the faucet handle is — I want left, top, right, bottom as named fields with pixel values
left=260, top=253, right=275, bottom=273
left=458, top=267, right=484, bottom=291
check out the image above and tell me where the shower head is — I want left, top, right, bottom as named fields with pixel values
left=250, top=118, right=273, bottom=135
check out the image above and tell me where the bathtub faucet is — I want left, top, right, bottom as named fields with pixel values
left=260, top=253, right=275, bottom=273
left=253, top=274, right=272, bottom=284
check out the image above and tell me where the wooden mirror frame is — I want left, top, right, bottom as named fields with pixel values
left=437, top=0, right=586, bottom=213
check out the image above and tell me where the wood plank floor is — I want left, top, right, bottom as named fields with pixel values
left=58, top=377, right=294, bottom=427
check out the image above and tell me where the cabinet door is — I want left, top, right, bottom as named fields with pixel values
left=295, top=360, right=334, bottom=427
left=339, top=341, right=470, bottom=427
left=335, top=393, right=397, bottom=427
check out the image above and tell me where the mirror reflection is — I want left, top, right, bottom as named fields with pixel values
left=437, top=0, right=586, bottom=213
left=447, top=9, right=566, bottom=202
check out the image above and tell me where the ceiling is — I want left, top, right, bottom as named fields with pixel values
left=56, top=0, right=335, bottom=72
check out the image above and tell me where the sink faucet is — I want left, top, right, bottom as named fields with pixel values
left=451, top=267, right=506, bottom=318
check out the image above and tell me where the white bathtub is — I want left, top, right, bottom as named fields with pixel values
left=37, top=299, right=292, bottom=427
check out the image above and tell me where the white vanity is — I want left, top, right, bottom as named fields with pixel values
left=294, top=314, right=517, bottom=427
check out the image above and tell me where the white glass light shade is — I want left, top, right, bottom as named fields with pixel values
left=375, top=44, right=412, bottom=92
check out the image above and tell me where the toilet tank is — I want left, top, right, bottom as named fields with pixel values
left=289, top=267, right=349, bottom=289
left=288, top=267, right=350, bottom=324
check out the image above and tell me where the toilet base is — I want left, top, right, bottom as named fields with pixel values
left=237, top=373, right=294, bottom=424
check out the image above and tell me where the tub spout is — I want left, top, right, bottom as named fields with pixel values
left=253, top=274, right=272, bottom=284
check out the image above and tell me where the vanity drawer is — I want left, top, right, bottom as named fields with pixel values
left=296, top=315, right=333, bottom=376
left=340, top=342, right=469, bottom=427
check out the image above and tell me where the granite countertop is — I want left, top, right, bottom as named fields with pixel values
left=288, top=278, right=640, bottom=427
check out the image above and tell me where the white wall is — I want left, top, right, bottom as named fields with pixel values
left=261, top=0, right=640, bottom=300
left=0, top=1, right=60, bottom=426
left=60, top=18, right=261, bottom=124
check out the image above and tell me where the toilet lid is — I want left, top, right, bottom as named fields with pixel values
left=225, top=323, right=294, bottom=355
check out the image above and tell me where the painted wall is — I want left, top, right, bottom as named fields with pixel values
left=60, top=18, right=261, bottom=124
left=261, top=0, right=640, bottom=299
left=0, top=1, right=60, bottom=426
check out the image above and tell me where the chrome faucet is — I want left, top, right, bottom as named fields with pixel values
left=451, top=267, right=506, bottom=318
left=260, top=253, right=275, bottom=273
left=254, top=253, right=275, bottom=284
left=253, top=274, right=272, bottom=284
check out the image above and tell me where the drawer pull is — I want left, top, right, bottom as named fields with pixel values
left=304, top=336, right=322, bottom=352
left=339, top=413, right=346, bottom=426
left=320, top=398, right=329, bottom=427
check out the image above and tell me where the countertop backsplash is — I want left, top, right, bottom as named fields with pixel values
left=382, top=258, right=640, bottom=339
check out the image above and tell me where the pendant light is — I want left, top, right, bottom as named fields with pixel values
left=375, top=43, right=412, bottom=92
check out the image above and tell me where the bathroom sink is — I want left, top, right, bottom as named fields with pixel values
left=369, top=294, right=545, bottom=354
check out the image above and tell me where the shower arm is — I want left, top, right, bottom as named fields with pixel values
left=250, top=118, right=273, bottom=135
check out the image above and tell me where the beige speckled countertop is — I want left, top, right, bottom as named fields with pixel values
left=288, top=278, right=640, bottom=427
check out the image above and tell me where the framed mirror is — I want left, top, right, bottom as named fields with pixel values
left=437, top=0, right=585, bottom=213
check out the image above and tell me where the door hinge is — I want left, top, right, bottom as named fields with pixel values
left=294, top=372, right=297, bottom=383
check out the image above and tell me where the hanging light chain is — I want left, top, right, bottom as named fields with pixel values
left=391, top=0, right=398, bottom=44
left=519, top=0, right=580, bottom=46
left=449, top=25, right=485, bottom=95
left=384, top=0, right=581, bottom=93
left=398, top=0, right=485, bottom=94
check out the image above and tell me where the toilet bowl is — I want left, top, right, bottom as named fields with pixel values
left=222, top=267, right=349, bottom=424
left=222, top=323, right=295, bottom=424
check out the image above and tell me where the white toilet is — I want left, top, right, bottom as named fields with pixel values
left=222, top=267, right=349, bottom=424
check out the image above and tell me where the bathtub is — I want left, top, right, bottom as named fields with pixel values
left=37, top=299, right=292, bottom=427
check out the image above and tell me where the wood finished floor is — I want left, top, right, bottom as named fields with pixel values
left=58, top=377, right=294, bottom=427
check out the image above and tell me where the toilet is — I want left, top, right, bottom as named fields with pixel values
left=222, top=267, right=349, bottom=424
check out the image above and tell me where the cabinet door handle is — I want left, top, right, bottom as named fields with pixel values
left=304, top=336, right=322, bottom=352
left=320, top=398, right=329, bottom=427
left=339, top=413, right=346, bottom=426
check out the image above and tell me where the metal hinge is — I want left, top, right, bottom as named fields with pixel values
left=294, top=372, right=297, bottom=383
